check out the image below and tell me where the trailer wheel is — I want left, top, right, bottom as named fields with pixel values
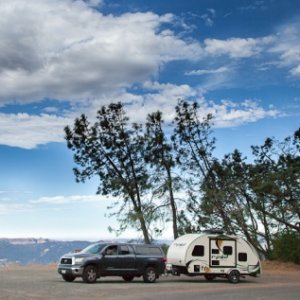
left=228, top=270, right=240, bottom=284
left=83, top=265, right=98, bottom=283
left=204, top=274, right=216, bottom=281
left=143, top=267, right=157, bottom=283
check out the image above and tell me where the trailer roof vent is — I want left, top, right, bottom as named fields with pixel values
left=203, top=228, right=224, bottom=234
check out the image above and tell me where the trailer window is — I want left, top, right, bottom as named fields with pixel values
left=238, top=252, right=247, bottom=262
left=192, top=245, right=204, bottom=256
left=212, top=249, right=219, bottom=254
left=223, top=246, right=233, bottom=255
left=212, top=260, right=219, bottom=266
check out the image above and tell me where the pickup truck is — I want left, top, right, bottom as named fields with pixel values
left=57, top=242, right=166, bottom=283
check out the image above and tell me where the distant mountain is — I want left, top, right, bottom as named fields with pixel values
left=0, top=238, right=91, bottom=265
left=0, top=238, right=171, bottom=265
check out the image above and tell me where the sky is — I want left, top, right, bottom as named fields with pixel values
left=0, top=0, right=300, bottom=241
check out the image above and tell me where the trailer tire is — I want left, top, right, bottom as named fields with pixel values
left=204, top=274, right=216, bottom=281
left=228, top=270, right=240, bottom=284
left=143, top=267, right=157, bottom=283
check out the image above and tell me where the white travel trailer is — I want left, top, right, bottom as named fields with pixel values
left=166, top=231, right=261, bottom=283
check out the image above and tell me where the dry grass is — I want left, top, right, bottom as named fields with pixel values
left=1, top=263, right=57, bottom=271
left=262, top=260, right=300, bottom=273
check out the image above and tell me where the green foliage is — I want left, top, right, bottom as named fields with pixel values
left=200, top=128, right=300, bottom=257
left=145, top=111, right=180, bottom=239
left=65, top=102, right=152, bottom=244
left=65, top=99, right=300, bottom=256
left=173, top=99, right=217, bottom=235
left=271, top=231, right=300, bottom=264
left=160, top=243, right=170, bottom=255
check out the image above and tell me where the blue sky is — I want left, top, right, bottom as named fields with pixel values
left=0, top=0, right=299, bottom=241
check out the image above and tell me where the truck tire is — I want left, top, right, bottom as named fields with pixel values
left=228, top=270, right=240, bottom=284
left=122, top=275, right=134, bottom=282
left=83, top=265, right=98, bottom=283
left=62, top=274, right=76, bottom=282
left=143, top=267, right=157, bottom=283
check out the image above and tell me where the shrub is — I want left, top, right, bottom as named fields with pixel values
left=271, top=231, right=300, bottom=264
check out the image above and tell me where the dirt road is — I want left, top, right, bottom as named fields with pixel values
left=0, top=264, right=299, bottom=300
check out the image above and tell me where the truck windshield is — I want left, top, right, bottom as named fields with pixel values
left=80, top=243, right=106, bottom=254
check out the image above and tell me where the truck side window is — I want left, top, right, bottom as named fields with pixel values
left=135, top=246, right=149, bottom=255
left=120, top=245, right=130, bottom=255
left=106, top=245, right=118, bottom=255
left=192, top=245, right=204, bottom=256
left=148, top=247, right=162, bottom=255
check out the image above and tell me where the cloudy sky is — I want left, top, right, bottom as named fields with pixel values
left=0, top=0, right=299, bottom=241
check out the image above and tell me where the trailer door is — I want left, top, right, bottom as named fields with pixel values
left=209, top=238, right=236, bottom=268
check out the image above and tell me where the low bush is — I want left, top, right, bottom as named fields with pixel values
left=271, top=231, right=300, bottom=264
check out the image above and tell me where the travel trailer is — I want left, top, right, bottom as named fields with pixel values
left=166, top=230, right=261, bottom=283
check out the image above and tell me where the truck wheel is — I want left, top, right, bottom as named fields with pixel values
left=143, top=267, right=157, bottom=283
left=204, top=274, right=216, bottom=281
left=83, top=265, right=98, bottom=283
left=62, top=274, right=76, bottom=282
left=228, top=270, right=240, bottom=284
left=122, top=275, right=134, bottom=282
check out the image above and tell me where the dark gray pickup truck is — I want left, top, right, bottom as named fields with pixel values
left=57, top=243, right=166, bottom=283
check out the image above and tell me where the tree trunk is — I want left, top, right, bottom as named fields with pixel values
left=138, top=210, right=151, bottom=244
left=166, top=168, right=178, bottom=239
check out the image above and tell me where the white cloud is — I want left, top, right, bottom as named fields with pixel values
left=185, top=66, right=229, bottom=76
left=206, top=99, right=280, bottom=127
left=0, top=194, right=110, bottom=215
left=0, top=0, right=289, bottom=149
left=0, top=83, right=281, bottom=149
left=201, top=8, right=216, bottom=27
left=0, top=0, right=202, bottom=104
left=0, top=113, right=70, bottom=149
left=0, top=203, right=32, bottom=215
left=203, top=36, right=274, bottom=58
left=199, top=21, right=300, bottom=78
left=125, top=81, right=202, bottom=123
left=291, top=65, right=300, bottom=76
left=207, top=8, right=216, bottom=17
left=0, top=194, right=109, bottom=214
left=268, top=21, right=300, bottom=77
left=30, top=194, right=106, bottom=205
left=85, top=0, right=102, bottom=7
left=95, top=84, right=280, bottom=128
left=43, top=106, right=59, bottom=113
left=238, top=1, right=267, bottom=12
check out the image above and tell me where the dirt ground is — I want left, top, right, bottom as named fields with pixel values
left=0, top=261, right=299, bottom=300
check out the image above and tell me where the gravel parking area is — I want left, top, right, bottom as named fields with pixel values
left=0, top=263, right=299, bottom=300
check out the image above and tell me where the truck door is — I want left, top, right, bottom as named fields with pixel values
left=210, top=238, right=236, bottom=268
left=119, top=245, right=136, bottom=273
left=102, top=245, right=121, bottom=274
